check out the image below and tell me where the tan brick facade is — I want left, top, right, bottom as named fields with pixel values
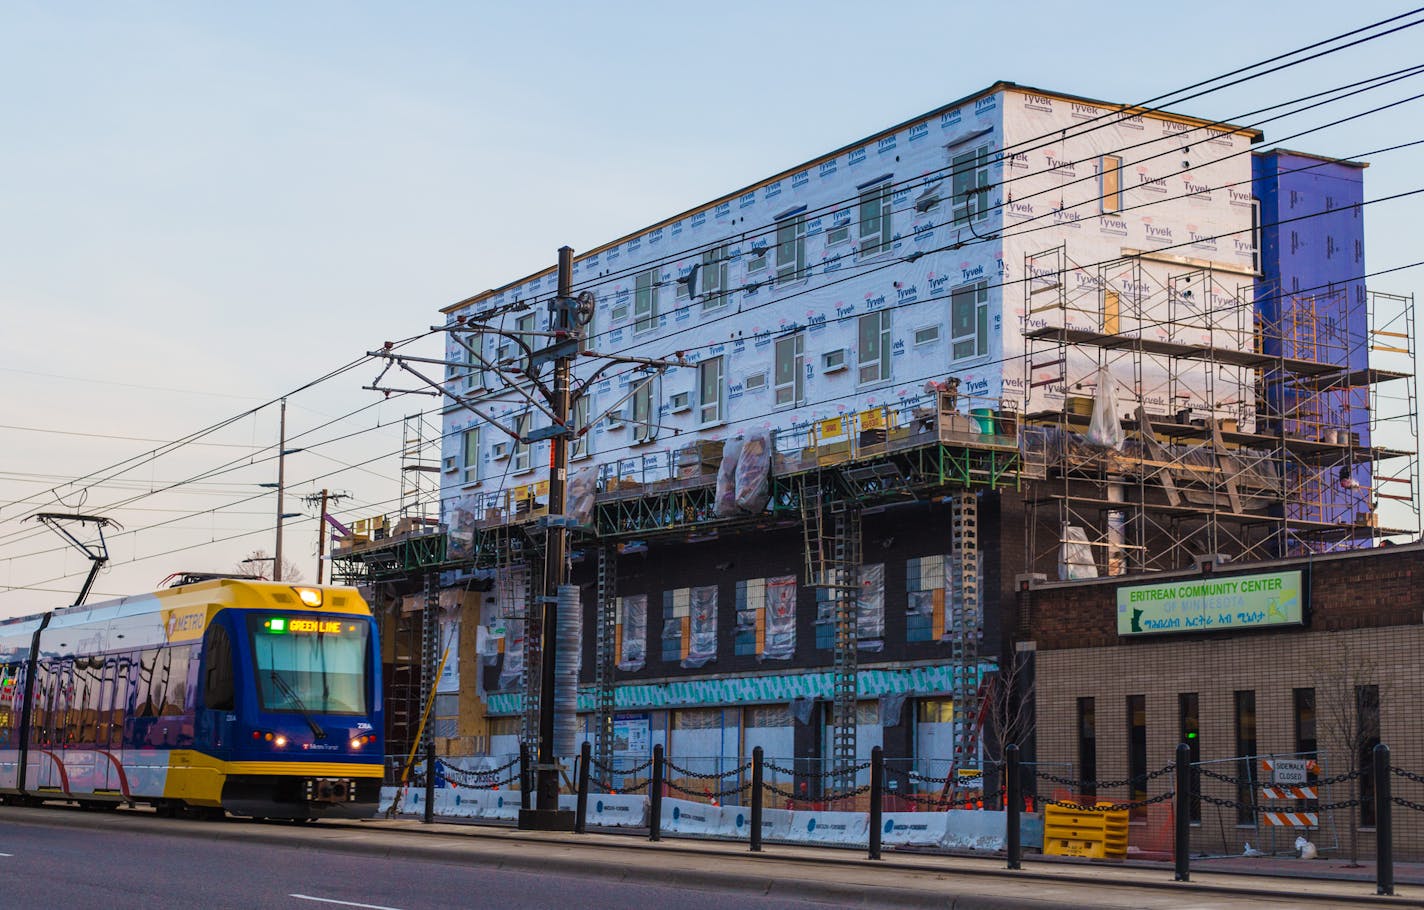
left=1024, top=544, right=1424, bottom=859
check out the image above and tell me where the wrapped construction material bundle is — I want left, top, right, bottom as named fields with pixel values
left=566, top=465, right=597, bottom=526
left=734, top=429, right=772, bottom=514
left=714, top=437, right=743, bottom=518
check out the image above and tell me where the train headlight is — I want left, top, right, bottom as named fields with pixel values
left=274, top=735, right=288, bottom=748
left=350, top=738, right=363, bottom=750
left=294, top=587, right=323, bottom=607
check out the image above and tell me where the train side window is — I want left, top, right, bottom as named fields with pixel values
left=203, top=626, right=235, bottom=711
left=136, top=650, right=160, bottom=717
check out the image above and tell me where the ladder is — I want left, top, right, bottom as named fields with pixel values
left=945, top=491, right=985, bottom=801
left=419, top=572, right=441, bottom=764
left=593, top=545, right=619, bottom=782
left=800, top=479, right=862, bottom=796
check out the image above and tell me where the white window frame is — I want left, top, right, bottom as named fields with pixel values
left=774, top=333, right=806, bottom=408
left=826, top=209, right=852, bottom=246
left=858, top=180, right=893, bottom=257
left=700, top=245, right=729, bottom=312
left=951, top=281, right=990, bottom=361
left=745, top=371, right=768, bottom=392
left=857, top=310, right=891, bottom=384
left=774, top=214, right=806, bottom=285
left=952, top=146, right=991, bottom=226
left=634, top=269, right=659, bottom=335
left=1100, top=154, right=1123, bottom=214
left=632, top=381, right=654, bottom=443
left=913, top=324, right=941, bottom=347
left=698, top=355, right=725, bottom=425
left=512, top=413, right=532, bottom=474
left=746, top=246, right=769, bottom=274
left=461, top=426, right=480, bottom=485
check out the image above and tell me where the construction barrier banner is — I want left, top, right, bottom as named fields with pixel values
left=789, top=810, right=870, bottom=845
left=943, top=809, right=1008, bottom=851
left=881, top=812, right=951, bottom=846
left=660, top=797, right=726, bottom=836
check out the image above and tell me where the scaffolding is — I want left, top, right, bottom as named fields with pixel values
left=1021, top=243, right=1418, bottom=578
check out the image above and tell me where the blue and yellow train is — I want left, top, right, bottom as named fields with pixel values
left=0, top=577, right=383, bottom=820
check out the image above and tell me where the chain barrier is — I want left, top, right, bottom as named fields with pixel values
left=1393, top=795, right=1424, bottom=813
left=592, top=756, right=656, bottom=776
left=1039, top=790, right=1175, bottom=812
left=1315, top=767, right=1363, bottom=787
left=666, top=778, right=751, bottom=799
left=1194, top=765, right=1242, bottom=785
left=1031, top=763, right=1175, bottom=791
left=1391, top=765, right=1424, bottom=786
left=763, top=760, right=872, bottom=778
left=664, top=759, right=753, bottom=781
left=437, top=756, right=521, bottom=787
left=760, top=780, right=874, bottom=803
left=1192, top=788, right=1361, bottom=813
left=886, top=787, right=1006, bottom=810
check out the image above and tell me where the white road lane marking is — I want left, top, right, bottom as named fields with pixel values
left=290, top=896, right=406, bottom=910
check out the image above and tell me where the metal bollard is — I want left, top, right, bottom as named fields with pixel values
left=575, top=741, right=592, bottom=835
left=423, top=741, right=435, bottom=825
left=869, top=746, right=884, bottom=860
left=1006, top=744, right=1022, bottom=870
left=750, top=747, right=764, bottom=853
left=519, top=742, right=532, bottom=812
left=1174, top=743, right=1191, bottom=882
left=1376, top=743, right=1393, bottom=896
left=649, top=744, right=664, bottom=842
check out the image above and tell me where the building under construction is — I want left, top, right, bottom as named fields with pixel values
left=332, top=83, right=1418, bottom=801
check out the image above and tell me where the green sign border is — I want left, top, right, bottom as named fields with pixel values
left=1116, top=569, right=1306, bottom=636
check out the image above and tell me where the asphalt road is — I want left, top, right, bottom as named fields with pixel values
left=0, top=809, right=827, bottom=910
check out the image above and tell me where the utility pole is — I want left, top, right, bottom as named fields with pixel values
left=532, top=245, right=577, bottom=827
left=303, top=489, right=351, bottom=584
left=274, top=397, right=288, bottom=582
left=364, top=245, right=683, bottom=833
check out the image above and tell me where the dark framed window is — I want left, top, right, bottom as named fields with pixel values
left=1234, top=691, right=1257, bottom=825
left=203, top=624, right=236, bottom=711
left=1179, top=693, right=1201, bottom=822
left=1077, top=697, right=1097, bottom=801
left=1127, top=694, right=1147, bottom=814
left=1358, top=685, right=1381, bottom=827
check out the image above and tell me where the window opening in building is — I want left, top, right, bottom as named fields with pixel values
left=699, top=355, right=724, bottom=424
left=951, top=146, right=990, bottom=225
left=701, top=245, right=728, bottom=311
left=951, top=281, right=989, bottom=360
left=1358, top=684, right=1380, bottom=827
left=1127, top=694, right=1147, bottom=816
left=775, top=214, right=806, bottom=284
left=461, top=426, right=480, bottom=484
left=774, top=333, right=806, bottom=408
left=1179, top=692, right=1201, bottom=822
left=858, top=310, right=891, bottom=384
left=1234, top=690, right=1257, bottom=825
left=632, top=380, right=654, bottom=443
left=858, top=180, right=893, bottom=256
left=1102, top=290, right=1120, bottom=335
left=635, top=268, right=659, bottom=334
left=1100, top=154, right=1123, bottom=213
left=570, top=396, right=589, bottom=459
left=511, top=413, right=532, bottom=473
left=1077, top=697, right=1097, bottom=801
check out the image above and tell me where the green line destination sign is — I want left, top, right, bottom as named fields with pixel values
left=1117, top=569, right=1305, bottom=636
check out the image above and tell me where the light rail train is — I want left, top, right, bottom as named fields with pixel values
left=0, top=577, right=382, bottom=820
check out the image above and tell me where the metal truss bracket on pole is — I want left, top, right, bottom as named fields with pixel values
left=25, top=512, right=119, bottom=607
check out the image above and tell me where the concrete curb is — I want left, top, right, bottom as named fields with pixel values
left=2, top=806, right=1418, bottom=909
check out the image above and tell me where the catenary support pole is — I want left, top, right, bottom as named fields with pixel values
left=1376, top=743, right=1393, bottom=895
left=750, top=746, right=764, bottom=853
left=519, top=741, right=532, bottom=812
left=274, top=397, right=287, bottom=581
left=575, top=741, right=591, bottom=834
left=1006, top=743, right=1022, bottom=870
left=1175, top=742, right=1191, bottom=882
left=869, top=746, right=884, bottom=860
left=649, top=743, right=664, bottom=842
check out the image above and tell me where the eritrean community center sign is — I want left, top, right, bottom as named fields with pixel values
left=1116, top=569, right=1305, bottom=636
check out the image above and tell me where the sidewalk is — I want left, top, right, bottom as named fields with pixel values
left=360, top=814, right=1424, bottom=908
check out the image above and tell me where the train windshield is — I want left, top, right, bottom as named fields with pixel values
left=249, top=615, right=369, bottom=716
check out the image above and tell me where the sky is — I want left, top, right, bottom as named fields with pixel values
left=1, top=1, right=1421, bottom=616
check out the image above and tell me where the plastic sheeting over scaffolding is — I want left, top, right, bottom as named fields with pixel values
left=858, top=563, right=886, bottom=649
left=714, top=437, right=743, bottom=518
left=566, top=466, right=597, bottom=526
left=734, top=430, right=773, bottom=514
left=762, top=575, right=797, bottom=661
left=1085, top=367, right=1126, bottom=451
left=683, top=585, right=718, bottom=668
left=1059, top=526, right=1098, bottom=580
left=617, top=594, right=647, bottom=671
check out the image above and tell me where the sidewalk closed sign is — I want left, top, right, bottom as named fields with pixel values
left=1271, top=759, right=1309, bottom=785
